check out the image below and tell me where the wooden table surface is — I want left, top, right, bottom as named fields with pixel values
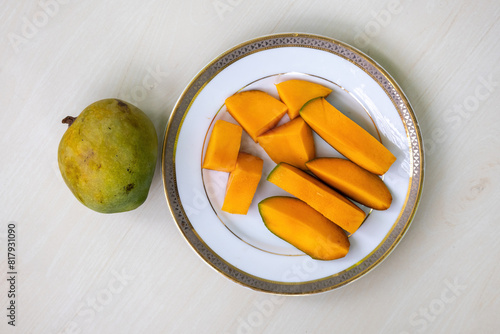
left=1, top=1, right=499, bottom=333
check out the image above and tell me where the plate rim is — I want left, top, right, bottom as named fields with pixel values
left=162, top=32, right=425, bottom=295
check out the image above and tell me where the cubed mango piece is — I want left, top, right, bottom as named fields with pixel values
left=222, top=152, right=264, bottom=214
left=202, top=120, right=243, bottom=172
left=257, top=117, right=315, bottom=170
left=225, top=90, right=287, bottom=142
left=276, top=79, right=332, bottom=119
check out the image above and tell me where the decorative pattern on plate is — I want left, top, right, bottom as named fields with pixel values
left=162, top=33, right=424, bottom=294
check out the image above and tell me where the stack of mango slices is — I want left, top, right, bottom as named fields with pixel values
left=202, top=79, right=396, bottom=261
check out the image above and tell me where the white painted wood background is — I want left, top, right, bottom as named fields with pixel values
left=1, top=0, right=499, bottom=333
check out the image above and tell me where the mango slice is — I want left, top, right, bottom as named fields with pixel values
left=259, top=197, right=350, bottom=260
left=225, top=90, right=288, bottom=142
left=222, top=152, right=264, bottom=214
left=257, top=117, right=315, bottom=170
left=267, top=163, right=366, bottom=234
left=300, top=98, right=396, bottom=175
left=202, top=120, right=243, bottom=172
left=276, top=79, right=332, bottom=119
left=306, top=158, right=392, bottom=210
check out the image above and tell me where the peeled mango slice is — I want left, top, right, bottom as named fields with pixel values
left=58, top=99, right=158, bottom=213
left=300, top=98, right=396, bottom=175
left=306, top=157, right=392, bottom=210
left=267, top=162, right=366, bottom=234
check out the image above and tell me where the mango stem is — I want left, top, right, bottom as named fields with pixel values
left=62, top=116, right=77, bottom=127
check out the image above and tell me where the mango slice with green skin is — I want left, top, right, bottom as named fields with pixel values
left=257, top=117, right=315, bottom=170
left=300, top=98, right=396, bottom=175
left=58, top=99, right=158, bottom=213
left=306, top=158, right=392, bottom=210
left=267, top=163, right=366, bottom=234
left=276, top=79, right=332, bottom=119
left=259, top=196, right=350, bottom=260
left=225, top=90, right=288, bottom=142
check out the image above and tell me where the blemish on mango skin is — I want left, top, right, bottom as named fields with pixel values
left=97, top=192, right=104, bottom=204
left=125, top=183, right=135, bottom=193
left=83, top=150, right=95, bottom=163
left=116, top=99, right=130, bottom=112
left=128, top=117, right=139, bottom=129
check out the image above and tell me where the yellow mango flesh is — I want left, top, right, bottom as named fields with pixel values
left=202, top=120, right=242, bottom=172
left=257, top=117, right=315, bottom=170
left=259, top=196, right=350, bottom=260
left=58, top=99, right=157, bottom=213
left=300, top=98, right=396, bottom=175
left=276, top=79, right=332, bottom=119
left=267, top=163, right=366, bottom=234
left=306, top=158, right=392, bottom=210
left=222, top=152, right=264, bottom=214
left=225, top=90, right=288, bottom=142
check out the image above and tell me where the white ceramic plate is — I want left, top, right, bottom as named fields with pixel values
left=162, top=33, right=424, bottom=294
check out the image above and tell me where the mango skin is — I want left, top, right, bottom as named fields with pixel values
left=58, top=99, right=158, bottom=213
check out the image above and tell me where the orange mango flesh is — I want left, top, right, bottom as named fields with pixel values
left=202, top=120, right=243, bottom=172
left=225, top=90, right=288, bottom=142
left=257, top=117, right=315, bottom=170
left=222, top=152, right=264, bottom=215
left=259, top=196, right=350, bottom=260
left=276, top=79, right=332, bottom=119
left=306, top=158, right=392, bottom=210
left=300, top=98, right=396, bottom=175
left=267, top=163, right=366, bottom=234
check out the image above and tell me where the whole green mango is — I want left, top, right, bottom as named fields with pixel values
left=58, top=99, right=158, bottom=213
